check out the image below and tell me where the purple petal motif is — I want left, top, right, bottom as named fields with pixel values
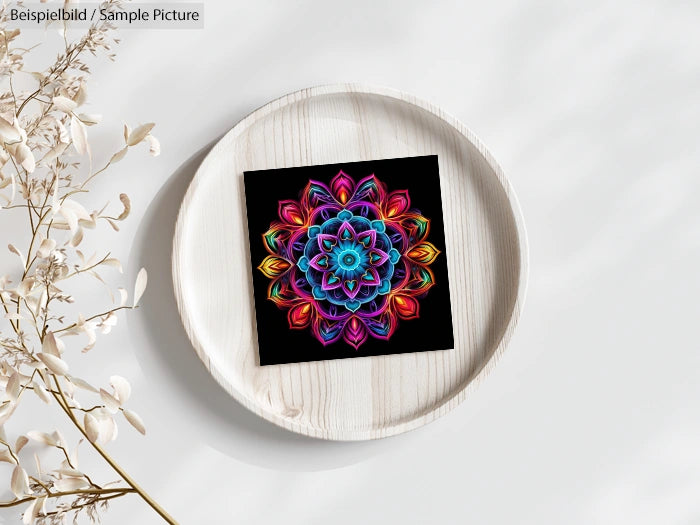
left=360, top=267, right=380, bottom=286
left=356, top=229, right=376, bottom=249
left=353, top=174, right=385, bottom=204
left=337, top=221, right=356, bottom=242
left=317, top=234, right=337, bottom=252
left=301, top=180, right=335, bottom=208
left=309, top=253, right=331, bottom=271
left=342, top=279, right=360, bottom=299
left=321, top=272, right=342, bottom=290
left=368, top=249, right=389, bottom=266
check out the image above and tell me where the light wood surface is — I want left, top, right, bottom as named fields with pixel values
left=172, top=84, right=528, bottom=440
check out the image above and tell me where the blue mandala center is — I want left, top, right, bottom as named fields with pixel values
left=338, top=249, right=360, bottom=271
left=297, top=209, right=400, bottom=313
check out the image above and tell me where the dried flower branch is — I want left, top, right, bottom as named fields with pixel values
left=0, top=2, right=176, bottom=523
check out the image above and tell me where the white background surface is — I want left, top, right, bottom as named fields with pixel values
left=2, top=0, right=700, bottom=523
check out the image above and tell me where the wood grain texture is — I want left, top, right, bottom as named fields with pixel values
left=172, top=84, right=528, bottom=440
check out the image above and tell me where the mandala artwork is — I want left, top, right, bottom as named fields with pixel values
left=257, top=170, right=441, bottom=349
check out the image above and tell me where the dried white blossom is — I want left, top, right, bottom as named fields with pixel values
left=0, top=3, right=169, bottom=523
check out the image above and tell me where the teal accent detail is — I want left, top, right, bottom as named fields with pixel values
left=370, top=220, right=385, bottom=232
left=389, top=248, right=400, bottom=264
left=337, top=249, right=361, bottom=271
left=301, top=211, right=396, bottom=312
left=346, top=299, right=361, bottom=312
left=357, top=231, right=373, bottom=248
left=378, top=279, right=391, bottom=294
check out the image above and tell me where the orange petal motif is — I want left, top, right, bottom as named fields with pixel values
left=288, top=302, right=313, bottom=329
left=258, top=255, right=291, bottom=278
left=406, top=242, right=440, bottom=265
left=393, top=294, right=419, bottom=320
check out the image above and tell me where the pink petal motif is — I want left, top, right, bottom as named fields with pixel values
left=337, top=221, right=356, bottom=242
left=368, top=249, right=389, bottom=266
left=278, top=200, right=305, bottom=226
left=330, top=170, right=355, bottom=205
left=384, top=189, right=410, bottom=218
left=342, top=278, right=360, bottom=299
left=317, top=234, right=337, bottom=252
left=356, top=229, right=376, bottom=249
left=343, top=316, right=368, bottom=349
left=360, top=267, right=380, bottom=286
left=321, top=271, right=342, bottom=290
left=309, top=253, right=331, bottom=271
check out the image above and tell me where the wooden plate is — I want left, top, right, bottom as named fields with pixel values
left=172, top=84, right=528, bottom=440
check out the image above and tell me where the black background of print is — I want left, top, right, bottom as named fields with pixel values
left=244, top=156, right=454, bottom=366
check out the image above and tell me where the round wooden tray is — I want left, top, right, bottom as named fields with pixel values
left=172, top=84, right=528, bottom=440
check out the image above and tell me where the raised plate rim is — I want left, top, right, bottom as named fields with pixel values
left=172, top=83, right=529, bottom=440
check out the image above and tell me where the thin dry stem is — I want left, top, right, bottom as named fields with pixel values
left=0, top=2, right=171, bottom=523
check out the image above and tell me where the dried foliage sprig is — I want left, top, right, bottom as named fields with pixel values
left=0, top=2, right=174, bottom=523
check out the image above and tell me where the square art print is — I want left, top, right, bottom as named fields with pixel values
left=244, top=155, right=454, bottom=366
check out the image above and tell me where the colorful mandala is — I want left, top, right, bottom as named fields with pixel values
left=257, top=170, right=441, bottom=349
